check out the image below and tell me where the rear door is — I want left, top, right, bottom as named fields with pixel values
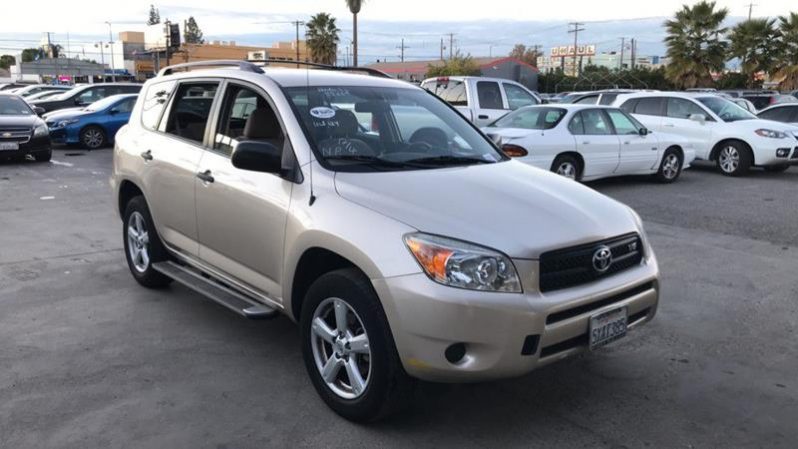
left=607, top=109, right=659, bottom=174
left=569, top=109, right=621, bottom=178
left=663, top=97, right=714, bottom=158
left=474, top=81, right=507, bottom=126
left=626, top=96, right=665, bottom=132
left=195, top=80, right=293, bottom=298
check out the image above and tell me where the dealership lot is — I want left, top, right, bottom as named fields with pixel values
left=1, top=149, right=797, bottom=448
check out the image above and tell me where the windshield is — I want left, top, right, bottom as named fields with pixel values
left=0, top=95, right=34, bottom=115
left=284, top=86, right=505, bottom=172
left=489, top=107, right=566, bottom=130
left=697, top=96, right=756, bottom=122
left=86, top=95, right=125, bottom=112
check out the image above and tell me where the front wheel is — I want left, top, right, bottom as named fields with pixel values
left=716, top=142, right=751, bottom=176
left=764, top=164, right=790, bottom=173
left=654, top=149, right=682, bottom=183
left=80, top=126, right=106, bottom=150
left=34, top=149, right=52, bottom=162
left=551, top=154, right=582, bottom=181
left=123, top=196, right=172, bottom=288
left=300, top=268, right=415, bottom=422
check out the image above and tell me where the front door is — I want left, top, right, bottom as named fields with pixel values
left=606, top=109, right=659, bottom=174
left=195, top=82, right=293, bottom=299
left=570, top=109, right=621, bottom=178
left=473, top=81, right=507, bottom=126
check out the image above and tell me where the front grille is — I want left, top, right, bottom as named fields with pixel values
left=0, top=127, right=32, bottom=143
left=546, top=281, right=654, bottom=325
left=539, top=233, right=643, bottom=293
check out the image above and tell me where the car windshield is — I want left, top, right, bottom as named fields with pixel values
left=85, top=96, right=125, bottom=112
left=0, top=95, right=33, bottom=115
left=284, top=86, right=505, bottom=172
left=489, top=107, right=566, bottom=130
left=697, top=96, right=756, bottom=122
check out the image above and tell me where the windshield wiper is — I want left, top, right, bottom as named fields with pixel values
left=402, top=155, right=495, bottom=166
left=323, top=155, right=423, bottom=170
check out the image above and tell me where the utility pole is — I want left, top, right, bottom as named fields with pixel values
left=568, top=22, right=584, bottom=77
left=532, top=44, right=542, bottom=67
left=440, top=38, right=445, bottom=61
left=396, top=38, right=409, bottom=62
left=619, top=37, right=625, bottom=70
left=630, top=38, right=636, bottom=70
left=94, top=41, right=105, bottom=81
left=746, top=2, right=756, bottom=19
left=291, top=20, right=304, bottom=67
left=164, top=20, right=171, bottom=67
left=446, top=33, right=455, bottom=60
left=105, top=22, right=116, bottom=82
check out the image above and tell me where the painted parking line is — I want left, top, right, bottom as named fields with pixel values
left=50, top=160, right=74, bottom=167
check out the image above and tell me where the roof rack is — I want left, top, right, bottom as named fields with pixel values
left=247, top=59, right=392, bottom=79
left=158, top=60, right=264, bottom=77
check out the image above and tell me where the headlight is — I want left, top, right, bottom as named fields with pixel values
left=755, top=129, right=788, bottom=139
left=56, top=119, right=79, bottom=128
left=628, top=208, right=651, bottom=257
left=33, top=124, right=49, bottom=137
left=404, top=233, right=522, bottom=292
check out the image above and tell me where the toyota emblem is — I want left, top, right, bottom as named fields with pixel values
left=592, top=245, right=613, bottom=273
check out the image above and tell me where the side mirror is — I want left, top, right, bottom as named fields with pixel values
left=689, top=113, right=706, bottom=124
left=33, top=106, right=45, bottom=116
left=231, top=140, right=282, bottom=174
left=108, top=108, right=119, bottom=115
left=638, top=127, right=649, bottom=136
left=540, top=99, right=550, bottom=104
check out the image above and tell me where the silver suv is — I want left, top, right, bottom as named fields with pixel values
left=111, top=60, right=660, bottom=421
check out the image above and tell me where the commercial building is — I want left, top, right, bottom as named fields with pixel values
left=367, top=57, right=540, bottom=91
left=9, top=58, right=106, bottom=84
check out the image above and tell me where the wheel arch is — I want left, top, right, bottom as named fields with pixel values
left=552, top=151, right=585, bottom=176
left=117, top=179, right=144, bottom=219
left=709, top=138, right=754, bottom=163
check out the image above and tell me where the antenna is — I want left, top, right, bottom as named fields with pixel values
left=306, top=63, right=316, bottom=206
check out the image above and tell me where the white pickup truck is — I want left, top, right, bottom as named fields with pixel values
left=421, top=76, right=542, bottom=127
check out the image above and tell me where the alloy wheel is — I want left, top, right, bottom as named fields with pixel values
left=127, top=211, right=150, bottom=273
left=662, top=153, right=681, bottom=179
left=311, top=297, right=372, bottom=399
left=719, top=146, right=740, bottom=174
left=83, top=129, right=103, bottom=149
left=556, top=162, right=577, bottom=179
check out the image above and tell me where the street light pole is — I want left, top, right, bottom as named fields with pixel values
left=105, top=21, right=116, bottom=82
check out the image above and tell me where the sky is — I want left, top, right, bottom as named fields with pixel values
left=1, top=0, right=795, bottom=65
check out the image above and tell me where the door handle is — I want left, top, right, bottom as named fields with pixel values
left=623, top=141, right=631, bottom=145
left=478, top=115, right=489, bottom=120
left=140, top=150, right=153, bottom=161
left=663, top=123, right=675, bottom=127
left=196, top=170, right=214, bottom=183
left=582, top=141, right=590, bottom=145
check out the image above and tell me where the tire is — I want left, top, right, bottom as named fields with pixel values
left=34, top=149, right=52, bottom=162
left=764, top=164, right=790, bottom=173
left=551, top=154, right=582, bottom=181
left=300, top=268, right=415, bottom=422
left=80, top=126, right=106, bottom=150
left=122, top=196, right=172, bottom=288
left=654, top=148, right=683, bottom=183
left=716, top=142, right=751, bottom=176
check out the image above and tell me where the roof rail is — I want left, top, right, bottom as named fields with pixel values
left=247, top=59, right=392, bottom=79
left=158, top=60, right=264, bottom=77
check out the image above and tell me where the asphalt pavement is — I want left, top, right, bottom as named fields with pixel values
left=1, top=150, right=796, bottom=448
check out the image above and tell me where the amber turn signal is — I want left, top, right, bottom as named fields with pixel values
left=501, top=144, right=528, bottom=158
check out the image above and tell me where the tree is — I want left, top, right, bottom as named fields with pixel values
left=664, top=1, right=729, bottom=88
left=345, top=0, right=365, bottom=66
left=715, top=72, right=751, bottom=89
left=183, top=17, right=205, bottom=44
left=21, top=48, right=44, bottom=63
left=509, top=44, right=541, bottom=67
left=0, top=54, right=16, bottom=69
left=426, top=53, right=481, bottom=77
left=728, top=18, right=780, bottom=88
left=147, top=5, right=161, bottom=25
left=305, top=13, right=340, bottom=65
left=773, top=12, right=798, bottom=90
left=47, top=44, right=64, bottom=58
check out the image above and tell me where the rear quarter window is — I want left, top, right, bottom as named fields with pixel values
left=141, top=80, right=177, bottom=131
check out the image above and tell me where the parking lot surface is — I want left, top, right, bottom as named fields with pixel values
left=1, top=150, right=797, bottom=448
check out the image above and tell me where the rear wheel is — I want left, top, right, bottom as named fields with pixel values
left=551, top=154, right=582, bottom=181
left=80, top=126, right=106, bottom=150
left=300, top=268, right=415, bottom=422
left=764, top=164, right=790, bottom=173
left=123, top=196, right=172, bottom=288
left=654, top=148, right=682, bottom=183
left=716, top=142, right=751, bottom=176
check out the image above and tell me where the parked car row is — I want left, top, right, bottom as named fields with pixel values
left=0, top=92, right=52, bottom=162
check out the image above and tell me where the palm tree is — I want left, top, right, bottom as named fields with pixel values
left=773, top=12, right=798, bottom=90
left=345, top=0, right=365, bottom=66
left=728, top=18, right=780, bottom=88
left=306, top=13, right=341, bottom=66
left=664, top=1, right=729, bottom=88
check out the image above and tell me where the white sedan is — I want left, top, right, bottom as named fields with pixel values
left=482, top=104, right=696, bottom=183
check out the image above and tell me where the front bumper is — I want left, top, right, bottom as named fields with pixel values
left=0, top=134, right=51, bottom=158
left=374, top=256, right=659, bottom=382
left=751, top=137, right=798, bottom=166
left=48, top=125, right=81, bottom=145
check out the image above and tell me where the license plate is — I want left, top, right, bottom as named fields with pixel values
left=0, top=142, right=19, bottom=151
left=589, top=307, right=628, bottom=350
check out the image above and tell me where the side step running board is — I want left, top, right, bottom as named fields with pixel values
left=153, top=261, right=278, bottom=320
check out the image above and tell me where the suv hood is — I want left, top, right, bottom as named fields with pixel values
left=727, top=118, right=798, bottom=133
left=335, top=161, right=639, bottom=259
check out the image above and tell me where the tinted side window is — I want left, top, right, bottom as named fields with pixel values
left=164, top=82, right=218, bottom=144
left=574, top=95, right=599, bottom=105
left=580, top=109, right=613, bottom=135
left=634, top=97, right=664, bottom=116
left=214, top=84, right=284, bottom=157
left=141, top=80, right=176, bottom=131
left=477, top=81, right=503, bottom=110
left=619, top=98, right=638, bottom=113
left=503, top=83, right=538, bottom=110
left=568, top=112, right=585, bottom=135
left=758, top=106, right=795, bottom=122
left=666, top=98, right=706, bottom=119
left=119, top=85, right=142, bottom=94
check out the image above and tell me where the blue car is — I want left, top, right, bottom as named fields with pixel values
left=46, top=94, right=138, bottom=149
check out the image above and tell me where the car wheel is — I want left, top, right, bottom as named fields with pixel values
left=123, top=196, right=172, bottom=288
left=716, top=142, right=751, bottom=176
left=300, top=268, right=415, bottom=422
left=654, top=148, right=682, bottom=183
left=80, top=126, right=106, bottom=150
left=551, top=155, right=581, bottom=181
left=763, top=164, right=790, bottom=173
left=34, top=149, right=52, bottom=162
